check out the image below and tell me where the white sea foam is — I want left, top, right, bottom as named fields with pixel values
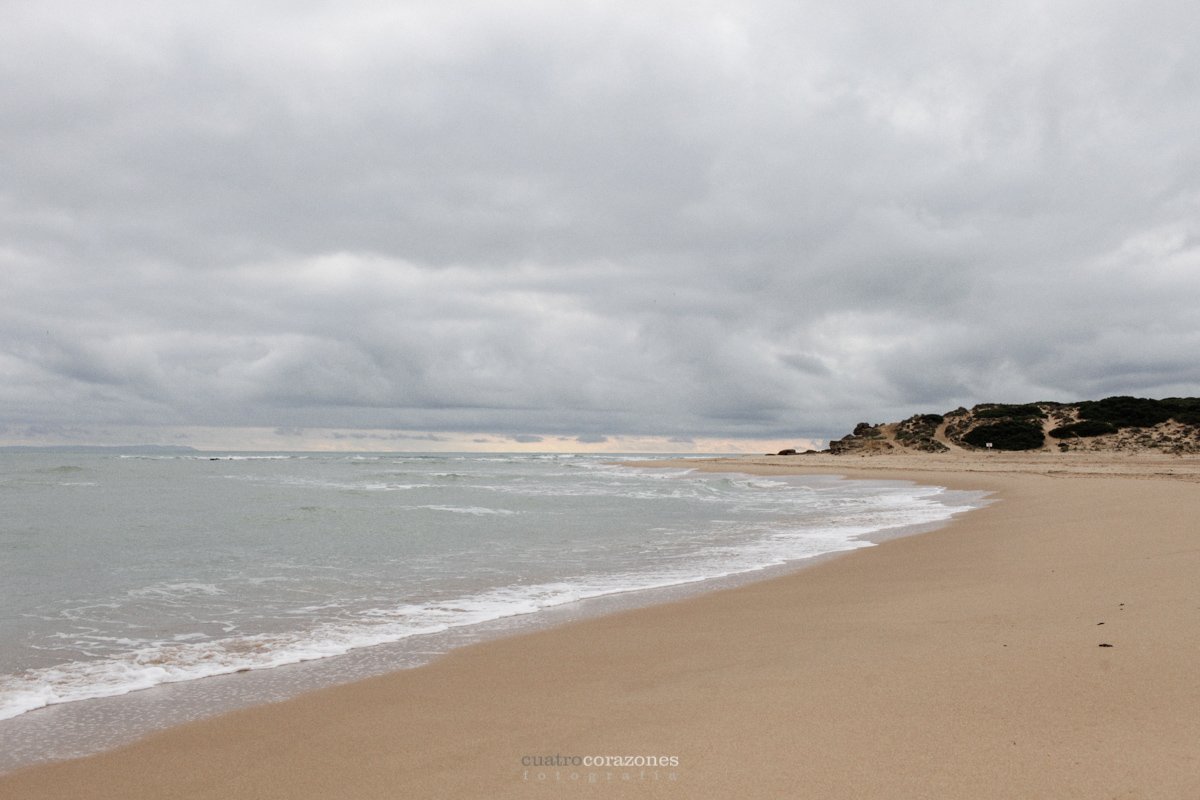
left=1, top=565, right=764, bottom=720
left=127, top=583, right=226, bottom=599
left=0, top=515, right=962, bottom=722
left=410, top=505, right=517, bottom=516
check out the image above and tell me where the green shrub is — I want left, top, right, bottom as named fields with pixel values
left=1162, top=398, right=1200, bottom=425
left=1076, top=396, right=1172, bottom=428
left=1048, top=420, right=1118, bottom=439
left=963, top=419, right=1045, bottom=450
left=973, top=404, right=1045, bottom=419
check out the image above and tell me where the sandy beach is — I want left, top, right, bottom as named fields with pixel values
left=3, top=452, right=1198, bottom=799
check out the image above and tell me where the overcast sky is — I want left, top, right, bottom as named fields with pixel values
left=2, top=0, right=1199, bottom=451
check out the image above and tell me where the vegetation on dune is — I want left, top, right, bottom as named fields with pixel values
left=961, top=419, right=1046, bottom=450
left=893, top=413, right=948, bottom=452
left=1076, top=396, right=1172, bottom=428
left=973, top=403, right=1046, bottom=420
left=1076, top=395, right=1200, bottom=429
left=1161, top=397, right=1200, bottom=425
left=1049, top=420, right=1119, bottom=439
left=829, top=396, right=1200, bottom=454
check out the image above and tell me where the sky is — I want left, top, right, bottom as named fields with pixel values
left=2, top=0, right=1199, bottom=452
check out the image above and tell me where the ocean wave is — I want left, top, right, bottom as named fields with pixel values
left=409, top=505, right=517, bottom=516
left=0, top=457, right=985, bottom=727
left=0, top=499, right=966, bottom=723
left=0, top=576, right=698, bottom=721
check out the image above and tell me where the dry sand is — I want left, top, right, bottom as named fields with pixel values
left=3, top=452, right=1199, bottom=799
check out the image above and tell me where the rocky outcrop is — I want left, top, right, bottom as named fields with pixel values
left=828, top=422, right=895, bottom=454
left=894, top=414, right=948, bottom=453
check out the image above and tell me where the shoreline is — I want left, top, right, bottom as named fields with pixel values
left=4, top=453, right=1199, bottom=798
left=0, top=461, right=982, bottom=775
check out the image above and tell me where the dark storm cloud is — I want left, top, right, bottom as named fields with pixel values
left=2, top=0, right=1200, bottom=444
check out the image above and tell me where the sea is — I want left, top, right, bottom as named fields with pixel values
left=0, top=451, right=987, bottom=772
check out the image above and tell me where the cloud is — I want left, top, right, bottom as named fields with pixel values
left=330, top=431, right=449, bottom=442
left=2, top=0, right=1200, bottom=445
left=575, top=434, right=609, bottom=444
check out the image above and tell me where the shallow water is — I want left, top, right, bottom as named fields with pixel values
left=0, top=452, right=986, bottom=770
